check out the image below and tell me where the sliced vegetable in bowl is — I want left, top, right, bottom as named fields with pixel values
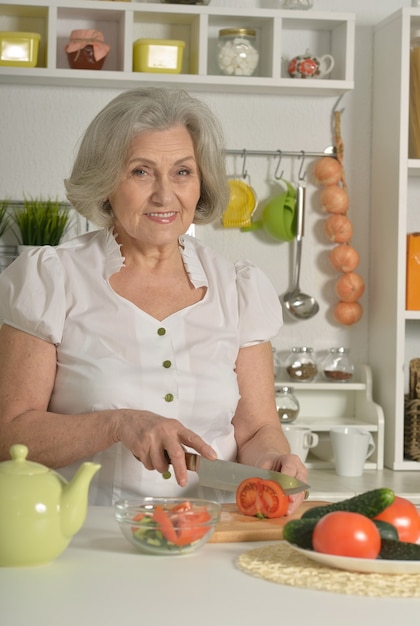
left=115, top=497, right=221, bottom=555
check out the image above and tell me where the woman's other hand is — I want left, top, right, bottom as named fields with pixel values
left=255, top=450, right=308, bottom=515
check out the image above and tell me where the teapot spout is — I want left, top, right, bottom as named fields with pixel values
left=60, top=462, right=101, bottom=538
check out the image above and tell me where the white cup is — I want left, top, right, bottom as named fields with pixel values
left=283, top=425, right=319, bottom=462
left=330, top=426, right=376, bottom=477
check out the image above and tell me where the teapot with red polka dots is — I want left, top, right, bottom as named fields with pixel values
left=287, top=49, right=334, bottom=79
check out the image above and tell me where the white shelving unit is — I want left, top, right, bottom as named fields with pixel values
left=371, top=7, right=420, bottom=470
left=275, top=364, right=384, bottom=470
left=0, top=0, right=355, bottom=94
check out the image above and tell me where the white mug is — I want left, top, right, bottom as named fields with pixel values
left=330, top=426, right=376, bottom=477
left=283, top=425, right=319, bottom=462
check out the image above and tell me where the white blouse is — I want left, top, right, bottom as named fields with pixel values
left=0, top=229, right=283, bottom=504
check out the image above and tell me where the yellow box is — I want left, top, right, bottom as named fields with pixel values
left=0, top=32, right=41, bottom=67
left=133, top=39, right=185, bottom=74
left=406, top=233, right=420, bottom=310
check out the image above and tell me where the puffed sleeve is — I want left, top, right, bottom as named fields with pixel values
left=0, top=246, right=66, bottom=344
left=235, top=260, right=283, bottom=347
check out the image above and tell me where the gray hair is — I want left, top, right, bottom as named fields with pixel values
left=64, top=87, right=229, bottom=227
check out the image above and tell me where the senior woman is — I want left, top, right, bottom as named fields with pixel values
left=0, top=87, right=307, bottom=511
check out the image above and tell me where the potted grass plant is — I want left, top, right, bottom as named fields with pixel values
left=0, top=200, right=11, bottom=239
left=0, top=199, right=16, bottom=272
left=13, top=197, right=70, bottom=251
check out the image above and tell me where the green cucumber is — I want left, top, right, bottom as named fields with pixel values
left=282, top=518, right=318, bottom=550
left=301, top=488, right=395, bottom=521
left=379, top=538, right=420, bottom=561
left=373, top=520, right=399, bottom=541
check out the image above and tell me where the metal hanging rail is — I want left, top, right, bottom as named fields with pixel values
left=224, top=147, right=336, bottom=158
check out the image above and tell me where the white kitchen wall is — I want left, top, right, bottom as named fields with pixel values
left=0, top=0, right=412, bottom=367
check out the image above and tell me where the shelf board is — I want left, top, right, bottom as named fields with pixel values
left=296, top=418, right=378, bottom=431
left=306, top=461, right=377, bottom=470
left=0, top=67, right=353, bottom=94
left=275, top=380, right=366, bottom=391
left=406, top=310, right=420, bottom=319
left=408, top=158, right=420, bottom=175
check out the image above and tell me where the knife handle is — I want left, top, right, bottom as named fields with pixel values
left=185, top=452, right=198, bottom=471
left=165, top=450, right=198, bottom=472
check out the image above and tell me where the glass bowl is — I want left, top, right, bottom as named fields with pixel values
left=161, top=1, right=210, bottom=5
left=114, top=497, right=221, bottom=556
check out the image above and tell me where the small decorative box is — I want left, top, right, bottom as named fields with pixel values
left=0, top=32, right=41, bottom=67
left=133, top=39, right=185, bottom=74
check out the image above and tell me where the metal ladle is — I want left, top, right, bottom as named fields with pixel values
left=282, top=182, right=319, bottom=320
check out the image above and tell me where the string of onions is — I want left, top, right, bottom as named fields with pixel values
left=313, top=114, right=364, bottom=325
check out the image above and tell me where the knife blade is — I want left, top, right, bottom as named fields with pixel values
left=184, top=452, right=310, bottom=496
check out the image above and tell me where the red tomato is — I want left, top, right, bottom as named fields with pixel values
left=312, top=511, right=381, bottom=559
left=374, top=496, right=420, bottom=543
left=153, top=502, right=212, bottom=546
left=169, top=501, right=193, bottom=514
left=236, top=477, right=289, bottom=519
left=152, top=505, right=178, bottom=544
left=174, top=509, right=212, bottom=546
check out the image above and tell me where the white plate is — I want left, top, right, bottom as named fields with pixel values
left=286, top=542, right=420, bottom=575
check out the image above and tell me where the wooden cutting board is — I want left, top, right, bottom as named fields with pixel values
left=209, top=500, right=330, bottom=543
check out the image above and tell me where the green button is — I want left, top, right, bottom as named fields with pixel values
left=162, top=360, right=172, bottom=369
left=157, top=327, right=166, bottom=336
left=164, top=393, right=174, bottom=402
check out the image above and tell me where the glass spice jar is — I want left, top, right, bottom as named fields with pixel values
left=217, top=28, right=259, bottom=77
left=272, top=347, right=282, bottom=380
left=286, top=347, right=318, bottom=382
left=322, top=347, right=354, bottom=382
left=275, top=386, right=300, bottom=424
left=281, top=0, right=313, bottom=9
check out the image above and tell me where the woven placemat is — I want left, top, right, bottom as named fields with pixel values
left=237, top=542, right=420, bottom=598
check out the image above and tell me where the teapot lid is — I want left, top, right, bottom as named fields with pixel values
left=0, top=444, right=48, bottom=476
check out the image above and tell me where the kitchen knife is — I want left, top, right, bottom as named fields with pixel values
left=184, top=452, right=310, bottom=496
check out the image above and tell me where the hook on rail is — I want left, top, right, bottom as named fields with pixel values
left=298, top=150, right=307, bottom=181
left=274, top=150, right=284, bottom=180
left=241, top=149, right=248, bottom=179
left=333, top=94, right=345, bottom=115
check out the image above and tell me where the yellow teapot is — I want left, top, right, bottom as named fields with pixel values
left=0, top=444, right=100, bottom=567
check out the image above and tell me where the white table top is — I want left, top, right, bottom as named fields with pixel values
left=1, top=505, right=420, bottom=626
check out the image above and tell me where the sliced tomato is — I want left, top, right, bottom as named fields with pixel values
left=313, top=511, right=381, bottom=559
left=236, top=477, right=289, bottom=519
left=169, top=501, right=193, bottom=514
left=152, top=502, right=212, bottom=546
left=152, top=505, right=178, bottom=544
left=175, top=509, right=212, bottom=546
left=131, top=511, right=146, bottom=531
left=374, top=495, right=420, bottom=543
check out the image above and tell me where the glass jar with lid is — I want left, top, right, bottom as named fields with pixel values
left=281, top=0, right=313, bottom=8
left=272, top=347, right=282, bottom=380
left=275, top=386, right=300, bottom=424
left=217, top=28, right=259, bottom=77
left=322, top=347, right=354, bottom=382
left=285, top=347, right=318, bottom=382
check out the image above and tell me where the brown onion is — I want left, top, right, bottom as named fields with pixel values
left=324, top=214, right=353, bottom=243
left=320, top=185, right=349, bottom=214
left=313, top=157, right=343, bottom=186
left=335, top=272, right=365, bottom=302
left=333, top=301, right=363, bottom=325
left=329, top=244, right=360, bottom=273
